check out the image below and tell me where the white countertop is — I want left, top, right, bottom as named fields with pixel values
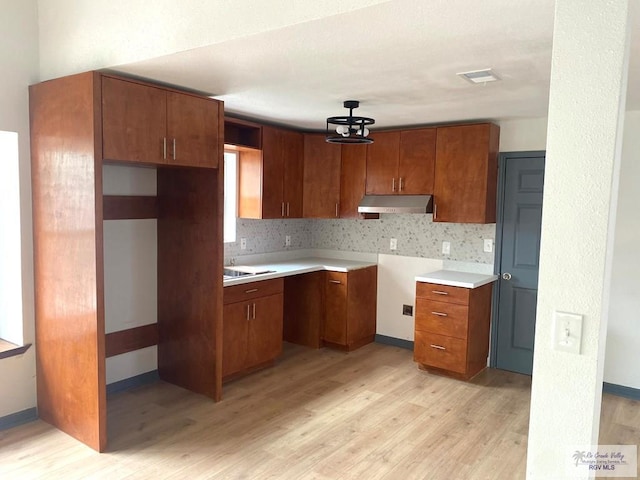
left=223, top=257, right=377, bottom=286
left=415, top=269, right=498, bottom=289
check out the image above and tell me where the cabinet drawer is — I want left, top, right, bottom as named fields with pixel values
left=415, top=299, right=468, bottom=339
left=414, top=331, right=467, bottom=374
left=224, top=278, right=284, bottom=305
left=416, top=282, right=469, bottom=305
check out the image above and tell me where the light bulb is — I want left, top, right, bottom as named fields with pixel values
left=362, top=127, right=370, bottom=137
left=336, top=125, right=348, bottom=135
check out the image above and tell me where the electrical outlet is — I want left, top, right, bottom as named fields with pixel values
left=390, top=238, right=398, bottom=250
left=484, top=238, right=493, bottom=253
left=240, top=238, right=247, bottom=250
left=442, top=241, right=451, bottom=255
left=402, top=304, right=413, bottom=316
left=285, top=235, right=291, bottom=247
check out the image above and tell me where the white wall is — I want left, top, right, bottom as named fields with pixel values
left=604, top=110, right=640, bottom=389
left=103, top=165, right=158, bottom=384
left=0, top=0, right=39, bottom=418
left=37, top=0, right=392, bottom=80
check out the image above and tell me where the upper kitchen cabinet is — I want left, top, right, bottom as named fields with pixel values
left=339, top=143, right=368, bottom=218
left=303, top=134, right=342, bottom=218
left=238, top=125, right=303, bottom=219
left=102, top=75, right=221, bottom=168
left=433, top=123, right=500, bottom=224
left=365, top=128, right=436, bottom=195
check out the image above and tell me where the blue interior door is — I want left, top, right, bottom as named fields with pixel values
left=494, top=152, right=545, bottom=375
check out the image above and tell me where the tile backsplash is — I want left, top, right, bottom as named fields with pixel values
left=225, top=214, right=496, bottom=264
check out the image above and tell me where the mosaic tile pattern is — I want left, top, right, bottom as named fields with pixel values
left=226, top=214, right=496, bottom=265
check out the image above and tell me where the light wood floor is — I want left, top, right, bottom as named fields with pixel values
left=1, top=343, right=638, bottom=479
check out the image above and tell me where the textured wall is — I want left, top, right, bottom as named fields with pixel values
left=526, top=1, right=630, bottom=478
left=226, top=215, right=496, bottom=264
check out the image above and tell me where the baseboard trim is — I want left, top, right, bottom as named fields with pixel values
left=0, top=407, right=37, bottom=431
left=107, top=370, right=160, bottom=396
left=603, top=382, right=640, bottom=401
left=375, top=334, right=414, bottom=351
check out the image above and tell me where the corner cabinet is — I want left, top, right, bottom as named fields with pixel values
left=433, top=123, right=500, bottom=223
left=102, top=75, right=220, bottom=168
left=30, top=71, right=224, bottom=452
left=413, top=282, right=492, bottom=380
left=323, top=266, right=378, bottom=351
left=366, top=129, right=436, bottom=195
left=223, top=279, right=284, bottom=379
left=238, top=125, right=304, bottom=219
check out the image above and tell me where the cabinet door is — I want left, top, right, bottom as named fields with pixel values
left=246, top=293, right=284, bottom=368
left=434, top=124, right=499, bottom=223
left=282, top=130, right=304, bottom=218
left=340, top=144, right=367, bottom=218
left=102, top=76, right=167, bottom=165
left=222, top=302, right=250, bottom=377
left=303, top=134, right=342, bottom=218
left=365, top=131, right=400, bottom=194
left=345, top=266, right=377, bottom=345
left=261, top=126, right=285, bottom=218
left=398, top=128, right=436, bottom=195
left=324, top=272, right=348, bottom=345
left=167, top=92, right=219, bottom=168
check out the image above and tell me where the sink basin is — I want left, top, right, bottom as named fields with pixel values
left=223, top=266, right=276, bottom=279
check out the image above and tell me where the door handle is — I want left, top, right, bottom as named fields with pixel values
left=502, top=272, right=512, bottom=281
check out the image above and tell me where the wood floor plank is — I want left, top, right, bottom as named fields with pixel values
left=0, top=342, right=637, bottom=479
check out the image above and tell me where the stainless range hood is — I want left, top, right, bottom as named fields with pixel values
left=357, top=195, right=434, bottom=214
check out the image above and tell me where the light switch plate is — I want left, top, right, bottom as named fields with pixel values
left=483, top=238, right=493, bottom=253
left=390, top=238, right=398, bottom=250
left=442, top=241, right=451, bottom=255
left=285, top=235, right=291, bottom=247
left=553, top=311, right=583, bottom=354
left=240, top=237, right=247, bottom=250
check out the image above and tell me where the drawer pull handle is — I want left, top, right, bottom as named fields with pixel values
left=431, top=311, right=448, bottom=317
left=432, top=290, right=449, bottom=295
left=246, top=304, right=250, bottom=321
left=329, top=280, right=342, bottom=284
left=244, top=288, right=258, bottom=294
left=430, top=344, right=446, bottom=350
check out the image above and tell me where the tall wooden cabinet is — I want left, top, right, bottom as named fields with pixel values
left=339, top=143, right=368, bottom=218
left=30, top=71, right=224, bottom=452
left=433, top=123, right=499, bottom=223
left=366, top=128, right=436, bottom=195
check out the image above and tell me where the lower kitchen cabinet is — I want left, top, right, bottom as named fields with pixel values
left=323, top=266, right=377, bottom=351
left=223, top=278, right=284, bottom=379
left=413, top=281, right=492, bottom=380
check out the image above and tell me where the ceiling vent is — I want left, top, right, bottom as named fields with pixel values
left=457, top=69, right=500, bottom=84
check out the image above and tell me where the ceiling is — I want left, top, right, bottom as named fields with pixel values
left=114, top=0, right=638, bottom=131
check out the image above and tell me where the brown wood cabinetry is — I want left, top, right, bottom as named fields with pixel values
left=283, top=272, right=325, bottom=348
left=366, top=129, right=436, bottom=195
left=339, top=143, right=368, bottom=218
left=303, top=134, right=342, bottom=218
left=414, top=281, right=492, bottom=380
left=323, top=266, right=378, bottom=351
left=238, top=125, right=303, bottom=218
left=223, top=278, right=284, bottom=379
left=102, top=75, right=220, bottom=168
left=433, top=123, right=499, bottom=223
left=30, top=71, right=224, bottom=452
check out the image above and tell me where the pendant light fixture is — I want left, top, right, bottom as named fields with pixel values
left=325, top=100, right=375, bottom=144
